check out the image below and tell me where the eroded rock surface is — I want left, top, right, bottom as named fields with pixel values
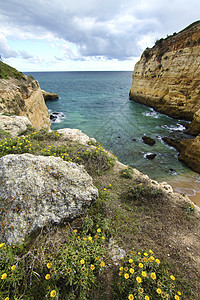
left=129, top=21, right=200, bottom=130
left=0, top=76, right=51, bottom=129
left=0, top=113, right=32, bottom=136
left=0, top=154, right=98, bottom=244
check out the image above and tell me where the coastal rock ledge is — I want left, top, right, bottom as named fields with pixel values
left=0, top=154, right=98, bottom=245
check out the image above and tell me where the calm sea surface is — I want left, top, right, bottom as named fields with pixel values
left=25, top=71, right=200, bottom=205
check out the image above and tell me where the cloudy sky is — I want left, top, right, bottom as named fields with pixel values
left=0, top=0, right=199, bottom=72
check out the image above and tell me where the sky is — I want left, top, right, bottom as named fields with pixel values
left=0, top=0, right=199, bottom=72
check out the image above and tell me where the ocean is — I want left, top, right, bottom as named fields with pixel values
left=25, top=71, right=200, bottom=205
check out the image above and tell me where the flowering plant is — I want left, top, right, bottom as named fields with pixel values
left=116, top=250, right=182, bottom=299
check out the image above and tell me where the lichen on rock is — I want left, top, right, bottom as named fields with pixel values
left=0, top=154, right=98, bottom=244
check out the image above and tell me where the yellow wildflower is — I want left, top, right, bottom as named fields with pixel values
left=145, top=296, right=150, bottom=300
left=90, top=264, right=95, bottom=270
left=144, top=252, right=148, bottom=256
left=129, top=259, right=133, bottom=263
left=136, top=276, right=142, bottom=283
left=11, top=265, right=16, bottom=271
left=157, top=288, right=162, bottom=294
left=124, top=273, right=129, bottom=279
left=177, top=291, right=182, bottom=296
left=5, top=297, right=9, bottom=300
left=97, top=228, right=101, bottom=233
left=50, top=290, right=56, bottom=297
left=0, top=243, right=5, bottom=248
left=151, top=273, right=156, bottom=280
left=129, top=268, right=134, bottom=274
left=142, top=271, right=147, bottom=277
left=47, top=263, right=52, bottom=269
left=170, top=275, right=175, bottom=281
left=156, top=259, right=160, bottom=264
left=80, top=259, right=85, bottom=265
left=119, top=267, right=123, bottom=271
left=149, top=249, right=154, bottom=254
left=138, top=288, right=144, bottom=294
left=174, top=296, right=180, bottom=300
left=88, top=236, right=92, bottom=241
left=100, top=261, right=105, bottom=267
left=128, top=294, right=134, bottom=300
left=45, top=274, right=50, bottom=280
left=138, top=263, right=143, bottom=268
left=1, top=273, right=7, bottom=279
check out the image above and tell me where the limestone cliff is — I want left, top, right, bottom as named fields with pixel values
left=0, top=62, right=51, bottom=129
left=129, top=20, right=200, bottom=132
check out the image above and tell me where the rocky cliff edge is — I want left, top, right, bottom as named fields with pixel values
left=0, top=62, right=51, bottom=129
left=129, top=21, right=200, bottom=173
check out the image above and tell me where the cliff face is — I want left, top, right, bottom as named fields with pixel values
left=129, top=21, right=200, bottom=131
left=0, top=64, right=50, bottom=129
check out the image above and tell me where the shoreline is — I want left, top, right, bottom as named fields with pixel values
left=163, top=173, right=200, bottom=207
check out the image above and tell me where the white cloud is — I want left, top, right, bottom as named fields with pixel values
left=0, top=33, right=18, bottom=58
left=0, top=0, right=199, bottom=70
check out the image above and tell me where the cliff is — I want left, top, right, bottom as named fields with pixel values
left=0, top=62, right=51, bottom=129
left=129, top=21, right=200, bottom=173
left=129, top=20, right=200, bottom=132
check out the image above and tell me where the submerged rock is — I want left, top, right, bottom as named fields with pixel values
left=142, top=136, right=156, bottom=146
left=0, top=154, right=98, bottom=244
left=146, top=153, right=157, bottom=160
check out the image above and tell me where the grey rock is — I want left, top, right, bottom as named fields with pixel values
left=0, top=154, right=98, bottom=244
left=0, top=113, right=32, bottom=137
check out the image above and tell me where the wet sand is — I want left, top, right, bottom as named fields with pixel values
left=166, top=172, right=200, bottom=207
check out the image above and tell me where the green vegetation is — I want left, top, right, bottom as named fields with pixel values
left=0, top=127, right=199, bottom=299
left=115, top=250, right=182, bottom=299
left=0, top=61, right=25, bottom=80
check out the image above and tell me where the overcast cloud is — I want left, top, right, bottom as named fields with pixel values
left=0, top=0, right=199, bottom=70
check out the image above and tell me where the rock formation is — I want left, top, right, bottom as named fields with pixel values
left=0, top=62, right=51, bottom=129
left=42, top=90, right=59, bottom=101
left=0, top=113, right=32, bottom=137
left=129, top=21, right=200, bottom=132
left=0, top=154, right=98, bottom=244
left=130, top=21, right=200, bottom=173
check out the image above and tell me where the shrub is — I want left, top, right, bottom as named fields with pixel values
left=120, top=166, right=134, bottom=179
left=0, top=215, right=110, bottom=299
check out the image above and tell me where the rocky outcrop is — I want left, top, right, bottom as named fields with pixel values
left=0, top=113, right=32, bottom=137
left=42, top=90, right=59, bottom=101
left=57, top=128, right=96, bottom=145
left=0, top=154, right=98, bottom=244
left=0, top=71, right=51, bottom=129
left=129, top=21, right=200, bottom=130
left=178, top=136, right=200, bottom=173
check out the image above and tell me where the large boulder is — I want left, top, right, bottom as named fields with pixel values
left=0, top=154, right=98, bottom=244
left=57, top=128, right=96, bottom=145
left=0, top=113, right=32, bottom=136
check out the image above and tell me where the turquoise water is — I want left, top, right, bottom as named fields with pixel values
left=26, top=71, right=195, bottom=183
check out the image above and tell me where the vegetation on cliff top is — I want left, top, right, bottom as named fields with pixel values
left=0, top=127, right=199, bottom=299
left=0, top=61, right=25, bottom=80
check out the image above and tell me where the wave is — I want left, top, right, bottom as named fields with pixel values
left=48, top=109, right=66, bottom=123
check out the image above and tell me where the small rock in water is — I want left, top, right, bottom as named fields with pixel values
left=142, top=136, right=156, bottom=146
left=146, top=153, right=157, bottom=160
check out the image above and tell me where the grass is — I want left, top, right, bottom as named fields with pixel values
left=0, top=62, right=25, bottom=80
left=0, top=127, right=199, bottom=299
